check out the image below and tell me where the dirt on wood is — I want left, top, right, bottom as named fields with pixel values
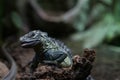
left=0, top=61, right=9, bottom=79
left=7, top=43, right=95, bottom=80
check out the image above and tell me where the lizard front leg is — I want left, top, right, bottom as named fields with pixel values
left=43, top=51, right=67, bottom=66
left=28, top=53, right=40, bottom=73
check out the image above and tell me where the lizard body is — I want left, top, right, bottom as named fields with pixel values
left=20, top=30, right=73, bottom=72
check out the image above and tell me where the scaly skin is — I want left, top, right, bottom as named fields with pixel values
left=20, top=30, right=73, bottom=73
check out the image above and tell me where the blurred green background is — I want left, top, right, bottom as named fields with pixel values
left=0, top=0, right=120, bottom=80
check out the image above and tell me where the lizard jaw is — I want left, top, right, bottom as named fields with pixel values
left=21, top=40, right=40, bottom=48
left=21, top=41, right=35, bottom=47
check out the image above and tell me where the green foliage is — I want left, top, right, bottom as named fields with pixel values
left=11, top=12, right=24, bottom=30
left=71, top=13, right=120, bottom=48
left=71, top=0, right=120, bottom=48
left=71, top=22, right=108, bottom=48
left=74, top=2, right=106, bottom=31
left=114, top=0, right=120, bottom=21
left=102, top=0, right=112, bottom=5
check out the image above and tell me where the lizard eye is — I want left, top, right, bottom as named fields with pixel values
left=31, top=33, right=35, bottom=37
left=28, top=33, right=35, bottom=38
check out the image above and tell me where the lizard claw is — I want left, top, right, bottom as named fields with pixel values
left=43, top=60, right=58, bottom=66
left=23, top=61, right=37, bottom=73
left=43, top=60, right=57, bottom=64
left=43, top=60, right=62, bottom=68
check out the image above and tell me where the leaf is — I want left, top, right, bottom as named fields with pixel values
left=11, top=12, right=24, bottom=30
left=101, top=0, right=112, bottom=5
left=83, top=25, right=108, bottom=48
left=114, top=0, right=120, bottom=21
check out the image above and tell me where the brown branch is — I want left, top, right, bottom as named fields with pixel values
left=2, top=42, right=17, bottom=80
left=61, top=0, right=88, bottom=23
left=29, top=0, right=88, bottom=23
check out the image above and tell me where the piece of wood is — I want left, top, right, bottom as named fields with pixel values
left=18, top=48, right=95, bottom=80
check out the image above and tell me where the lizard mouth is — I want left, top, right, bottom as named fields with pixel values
left=21, top=41, right=35, bottom=47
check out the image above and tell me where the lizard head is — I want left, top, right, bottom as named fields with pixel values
left=19, top=30, right=48, bottom=48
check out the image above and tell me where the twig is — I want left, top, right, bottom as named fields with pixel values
left=29, top=0, right=88, bottom=23
left=2, top=42, right=17, bottom=80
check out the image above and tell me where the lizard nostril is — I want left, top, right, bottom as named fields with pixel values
left=19, top=37, right=24, bottom=42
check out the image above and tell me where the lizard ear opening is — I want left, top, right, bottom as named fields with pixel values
left=41, top=31, right=48, bottom=37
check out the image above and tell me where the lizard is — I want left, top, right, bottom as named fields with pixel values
left=19, top=30, right=73, bottom=73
